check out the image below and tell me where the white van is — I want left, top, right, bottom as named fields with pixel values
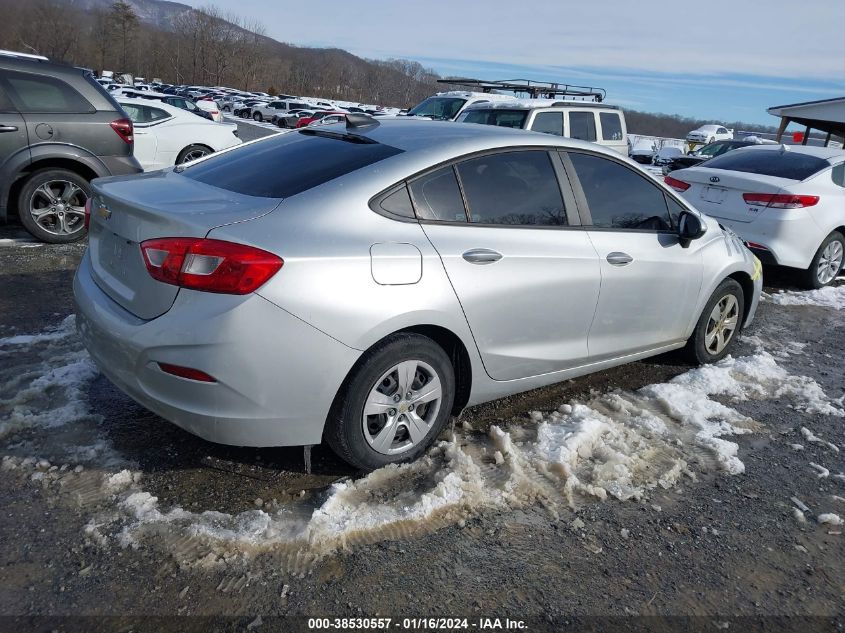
left=456, top=100, right=629, bottom=155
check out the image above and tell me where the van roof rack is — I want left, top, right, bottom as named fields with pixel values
left=0, top=49, right=48, bottom=61
left=437, top=78, right=606, bottom=102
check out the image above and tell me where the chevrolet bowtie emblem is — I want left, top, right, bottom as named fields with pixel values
left=97, top=203, right=112, bottom=220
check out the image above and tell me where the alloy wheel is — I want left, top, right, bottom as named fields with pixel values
left=816, top=239, right=843, bottom=286
left=362, top=359, right=442, bottom=455
left=705, top=294, right=739, bottom=355
left=29, top=180, right=87, bottom=237
left=178, top=147, right=210, bottom=163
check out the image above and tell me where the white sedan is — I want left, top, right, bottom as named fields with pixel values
left=687, top=124, right=733, bottom=145
left=117, top=98, right=241, bottom=171
left=667, top=144, right=845, bottom=288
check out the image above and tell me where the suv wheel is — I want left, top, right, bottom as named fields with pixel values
left=18, top=168, right=90, bottom=243
left=686, top=278, right=744, bottom=364
left=325, top=333, right=455, bottom=471
left=802, top=231, right=844, bottom=289
left=252, top=112, right=263, bottom=122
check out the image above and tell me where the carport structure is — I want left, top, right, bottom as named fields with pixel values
left=768, top=97, right=845, bottom=146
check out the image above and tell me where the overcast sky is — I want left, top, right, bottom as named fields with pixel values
left=183, top=0, right=845, bottom=125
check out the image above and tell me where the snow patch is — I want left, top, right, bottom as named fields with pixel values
left=768, top=285, right=845, bottom=310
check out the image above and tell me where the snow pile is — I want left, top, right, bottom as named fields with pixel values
left=768, top=285, right=845, bottom=309
left=0, top=315, right=100, bottom=439
left=111, top=352, right=843, bottom=565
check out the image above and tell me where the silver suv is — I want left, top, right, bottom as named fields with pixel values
left=0, top=51, right=142, bottom=243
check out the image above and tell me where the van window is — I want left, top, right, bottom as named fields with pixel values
left=600, top=112, right=623, bottom=141
left=569, top=112, right=597, bottom=142
left=461, top=109, right=528, bottom=129
left=531, top=112, right=564, bottom=136
left=456, top=151, right=567, bottom=226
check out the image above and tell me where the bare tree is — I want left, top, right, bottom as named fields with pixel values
left=109, top=0, right=138, bottom=71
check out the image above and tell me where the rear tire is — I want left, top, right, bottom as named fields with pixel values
left=686, top=278, right=744, bottom=365
left=252, top=112, right=263, bottom=122
left=176, top=144, right=213, bottom=165
left=324, top=333, right=455, bottom=471
left=17, top=168, right=90, bottom=244
left=801, top=232, right=844, bottom=289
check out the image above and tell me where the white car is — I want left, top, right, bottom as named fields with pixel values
left=687, top=124, right=733, bottom=145
left=666, top=144, right=845, bottom=288
left=195, top=99, right=224, bottom=122
left=117, top=98, right=241, bottom=171
left=251, top=99, right=310, bottom=122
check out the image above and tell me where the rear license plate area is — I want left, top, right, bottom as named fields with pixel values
left=701, top=186, right=726, bottom=204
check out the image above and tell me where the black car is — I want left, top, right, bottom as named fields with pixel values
left=663, top=140, right=757, bottom=174
left=0, top=51, right=142, bottom=242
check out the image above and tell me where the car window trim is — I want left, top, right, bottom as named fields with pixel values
left=369, top=145, right=589, bottom=229
left=415, top=146, right=586, bottom=230
left=560, top=148, right=681, bottom=234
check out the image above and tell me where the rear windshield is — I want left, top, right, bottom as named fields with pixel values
left=704, top=150, right=829, bottom=180
left=183, top=130, right=403, bottom=198
left=460, top=109, right=528, bottom=129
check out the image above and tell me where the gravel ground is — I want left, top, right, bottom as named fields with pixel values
left=0, top=126, right=843, bottom=632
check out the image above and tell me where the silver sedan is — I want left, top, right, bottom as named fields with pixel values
left=74, top=117, right=762, bottom=471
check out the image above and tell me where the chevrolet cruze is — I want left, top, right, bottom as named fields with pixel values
left=74, top=117, right=762, bottom=471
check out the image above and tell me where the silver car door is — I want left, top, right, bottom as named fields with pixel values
left=415, top=149, right=602, bottom=381
left=563, top=150, right=703, bottom=360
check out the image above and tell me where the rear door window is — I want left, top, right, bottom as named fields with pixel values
left=568, top=112, right=597, bottom=142
left=408, top=166, right=467, bottom=222
left=456, top=151, right=567, bottom=226
left=568, top=151, right=673, bottom=231
left=703, top=150, right=829, bottom=180
left=531, top=112, right=564, bottom=136
left=599, top=112, right=623, bottom=141
left=184, top=129, right=404, bottom=199
left=2, top=71, right=94, bottom=114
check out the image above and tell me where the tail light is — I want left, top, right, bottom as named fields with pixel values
left=83, top=198, right=91, bottom=231
left=140, top=238, right=283, bottom=294
left=110, top=118, right=134, bottom=144
left=742, top=193, right=819, bottom=209
left=664, top=175, right=690, bottom=192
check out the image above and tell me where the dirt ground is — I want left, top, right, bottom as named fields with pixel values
left=1, top=180, right=844, bottom=632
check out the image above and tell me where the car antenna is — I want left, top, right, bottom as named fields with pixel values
left=346, top=113, right=379, bottom=130
left=780, top=144, right=790, bottom=153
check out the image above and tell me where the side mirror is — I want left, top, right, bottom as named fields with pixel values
left=678, top=211, right=706, bottom=247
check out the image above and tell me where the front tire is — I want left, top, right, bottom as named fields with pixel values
left=686, top=278, right=744, bottom=364
left=17, top=168, right=90, bottom=243
left=801, top=232, right=844, bottom=289
left=253, top=112, right=263, bottom=122
left=325, top=333, right=455, bottom=471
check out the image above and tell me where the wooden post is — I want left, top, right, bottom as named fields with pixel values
left=775, top=116, right=789, bottom=142
left=802, top=125, right=810, bottom=145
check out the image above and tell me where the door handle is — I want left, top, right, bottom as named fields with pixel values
left=606, top=252, right=633, bottom=266
left=0, top=125, right=18, bottom=133
left=462, top=248, right=503, bottom=265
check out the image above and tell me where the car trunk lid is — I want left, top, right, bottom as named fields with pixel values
left=87, top=169, right=281, bottom=320
left=674, top=167, right=795, bottom=223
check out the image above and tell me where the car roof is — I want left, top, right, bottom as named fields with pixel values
left=116, top=97, right=191, bottom=118
left=731, top=144, right=845, bottom=161
left=323, top=118, right=620, bottom=157
left=464, top=99, right=622, bottom=111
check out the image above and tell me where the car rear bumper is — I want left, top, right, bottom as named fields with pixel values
left=711, top=212, right=822, bottom=270
left=73, top=251, right=360, bottom=447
